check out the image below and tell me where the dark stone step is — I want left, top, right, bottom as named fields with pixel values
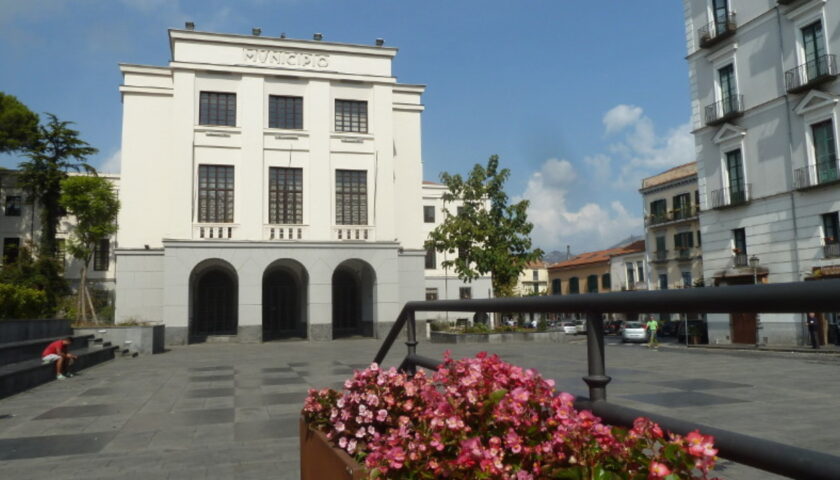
left=0, top=335, right=94, bottom=367
left=0, top=346, right=118, bottom=400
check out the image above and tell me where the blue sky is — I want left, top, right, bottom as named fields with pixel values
left=0, top=0, right=693, bottom=253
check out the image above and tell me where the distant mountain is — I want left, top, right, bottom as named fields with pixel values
left=607, top=234, right=644, bottom=250
left=543, top=250, right=575, bottom=264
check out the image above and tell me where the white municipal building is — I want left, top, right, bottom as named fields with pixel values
left=115, top=28, right=431, bottom=344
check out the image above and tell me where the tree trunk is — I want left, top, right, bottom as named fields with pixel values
left=79, top=263, right=88, bottom=323
left=85, top=282, right=98, bottom=324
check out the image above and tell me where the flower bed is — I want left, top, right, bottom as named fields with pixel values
left=303, top=353, right=719, bottom=479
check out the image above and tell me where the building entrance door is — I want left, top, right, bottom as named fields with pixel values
left=262, top=269, right=302, bottom=341
left=194, top=269, right=237, bottom=337
left=731, top=312, right=757, bottom=344
left=332, top=269, right=362, bottom=338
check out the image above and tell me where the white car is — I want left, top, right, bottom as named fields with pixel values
left=560, top=322, right=577, bottom=334
left=621, top=321, right=649, bottom=343
left=575, top=320, right=587, bottom=335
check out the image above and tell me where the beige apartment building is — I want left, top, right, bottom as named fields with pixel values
left=514, top=261, right=549, bottom=296
left=640, top=162, right=703, bottom=290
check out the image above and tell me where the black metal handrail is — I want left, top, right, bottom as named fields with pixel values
left=733, top=252, right=749, bottom=267
left=824, top=241, right=840, bottom=259
left=698, top=12, right=737, bottom=49
left=785, top=54, right=838, bottom=93
left=711, top=183, right=751, bottom=208
left=373, top=279, right=840, bottom=480
left=794, top=159, right=840, bottom=189
left=705, top=94, right=743, bottom=125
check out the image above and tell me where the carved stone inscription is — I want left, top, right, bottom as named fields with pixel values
left=243, top=48, right=330, bottom=69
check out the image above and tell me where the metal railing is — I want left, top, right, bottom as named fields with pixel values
left=675, top=247, right=693, bottom=261
left=734, top=252, right=749, bottom=267
left=373, top=280, right=840, bottom=480
left=705, top=94, right=743, bottom=126
left=652, top=250, right=668, bottom=263
left=698, top=12, right=737, bottom=49
left=645, top=206, right=698, bottom=226
left=825, top=241, right=840, bottom=259
left=711, top=184, right=751, bottom=208
left=785, top=54, right=838, bottom=93
left=794, top=159, right=840, bottom=189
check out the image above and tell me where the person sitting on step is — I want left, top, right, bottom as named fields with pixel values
left=41, top=337, right=78, bottom=380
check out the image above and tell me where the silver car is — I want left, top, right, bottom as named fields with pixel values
left=560, top=322, right=577, bottom=334
left=621, top=321, right=649, bottom=343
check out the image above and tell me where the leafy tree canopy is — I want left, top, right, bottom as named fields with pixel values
left=18, top=113, right=96, bottom=256
left=0, top=92, right=39, bottom=154
left=425, top=155, right=543, bottom=297
left=59, top=175, right=120, bottom=262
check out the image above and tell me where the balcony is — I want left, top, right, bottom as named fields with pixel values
left=825, top=241, right=840, bottom=259
left=710, top=184, right=751, bottom=209
left=698, top=12, right=737, bottom=49
left=193, top=223, right=237, bottom=240
left=264, top=224, right=308, bottom=241
left=675, top=248, right=695, bottom=262
left=794, top=159, right=840, bottom=189
left=733, top=253, right=749, bottom=267
left=705, top=95, right=743, bottom=126
left=651, top=250, right=668, bottom=263
left=785, top=54, right=838, bottom=94
left=333, top=225, right=375, bottom=241
left=645, top=213, right=669, bottom=227
left=645, top=206, right=699, bottom=227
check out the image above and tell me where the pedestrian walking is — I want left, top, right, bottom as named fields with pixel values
left=806, top=312, right=820, bottom=349
left=645, top=315, right=659, bottom=349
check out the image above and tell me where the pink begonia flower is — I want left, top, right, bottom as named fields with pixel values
left=648, top=461, right=672, bottom=478
left=376, top=409, right=388, bottom=422
left=686, top=431, right=718, bottom=457
left=347, top=438, right=357, bottom=454
left=511, top=387, right=530, bottom=403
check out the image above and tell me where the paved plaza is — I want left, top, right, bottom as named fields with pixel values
left=0, top=336, right=838, bottom=479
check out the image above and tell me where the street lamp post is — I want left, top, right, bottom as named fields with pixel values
left=749, top=255, right=760, bottom=347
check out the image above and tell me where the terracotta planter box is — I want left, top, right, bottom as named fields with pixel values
left=300, top=417, right=366, bottom=480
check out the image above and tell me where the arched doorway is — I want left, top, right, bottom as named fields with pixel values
left=190, top=260, right=238, bottom=342
left=262, top=260, right=308, bottom=341
left=332, top=260, right=376, bottom=338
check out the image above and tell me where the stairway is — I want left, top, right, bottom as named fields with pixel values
left=0, top=324, right=118, bottom=399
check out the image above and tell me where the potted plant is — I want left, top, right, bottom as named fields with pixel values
left=302, top=353, right=719, bottom=479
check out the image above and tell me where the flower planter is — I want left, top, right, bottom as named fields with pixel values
left=300, top=417, right=366, bottom=480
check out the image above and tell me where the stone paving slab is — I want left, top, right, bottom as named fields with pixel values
left=0, top=337, right=837, bottom=479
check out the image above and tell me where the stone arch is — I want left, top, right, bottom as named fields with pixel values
left=332, top=259, right=377, bottom=338
left=262, top=259, right=309, bottom=341
left=189, top=258, right=238, bottom=342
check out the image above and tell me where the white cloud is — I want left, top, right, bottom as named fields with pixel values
left=99, top=149, right=121, bottom=173
left=540, top=158, right=576, bottom=186
left=602, top=104, right=643, bottom=135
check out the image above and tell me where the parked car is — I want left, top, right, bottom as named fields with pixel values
left=575, top=320, right=587, bottom=335
left=621, top=321, right=649, bottom=343
left=560, top=322, right=577, bottom=334
left=604, top=319, right=623, bottom=335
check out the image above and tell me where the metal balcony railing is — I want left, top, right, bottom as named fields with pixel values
left=645, top=213, right=669, bottom=226
left=672, top=205, right=698, bottom=221
left=711, top=184, right=751, bottom=209
left=675, top=247, right=694, bottom=261
left=825, top=241, right=840, bottom=259
left=698, top=12, right=737, bottom=49
left=652, top=250, right=668, bottom=263
left=373, top=280, right=840, bottom=480
left=645, top=206, right=698, bottom=227
left=733, top=253, right=749, bottom=267
left=705, top=94, right=743, bottom=126
left=785, top=54, right=838, bottom=94
left=794, top=159, right=840, bottom=189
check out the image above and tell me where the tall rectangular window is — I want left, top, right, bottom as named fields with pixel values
left=718, top=64, right=737, bottom=114
left=636, top=262, right=645, bottom=283
left=601, top=273, right=611, bottom=291
left=674, top=231, right=694, bottom=250
left=268, top=95, right=303, bottom=129
left=626, top=263, right=635, bottom=286
left=2, top=238, right=20, bottom=264
left=568, top=277, right=579, bottom=294
left=425, top=288, right=438, bottom=301
left=726, top=149, right=745, bottom=200
left=425, top=247, right=436, bottom=269
left=650, top=199, right=667, bottom=222
left=733, top=228, right=747, bottom=255
left=93, top=239, right=110, bottom=271
left=198, top=165, right=235, bottom=223
left=551, top=279, right=561, bottom=295
left=459, top=287, right=472, bottom=300
left=423, top=205, right=435, bottom=223
left=712, top=0, right=729, bottom=32
left=682, top=271, right=693, bottom=288
left=802, top=21, right=826, bottom=78
left=655, top=236, right=666, bottom=252
left=4, top=195, right=21, bottom=216
left=658, top=273, right=668, bottom=290
left=673, top=193, right=691, bottom=219
left=335, top=100, right=368, bottom=133
left=199, top=92, right=236, bottom=127
left=532, top=270, right=539, bottom=282
left=586, top=275, right=598, bottom=293
left=268, top=167, right=303, bottom=224
left=823, top=212, right=839, bottom=243
left=335, top=170, right=367, bottom=225
left=812, top=120, right=837, bottom=183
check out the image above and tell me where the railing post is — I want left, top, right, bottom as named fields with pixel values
left=583, top=311, right=611, bottom=402
left=405, top=310, right=417, bottom=375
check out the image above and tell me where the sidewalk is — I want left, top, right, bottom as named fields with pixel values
left=663, top=341, right=840, bottom=355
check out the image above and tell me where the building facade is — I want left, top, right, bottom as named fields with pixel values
left=420, top=181, right=492, bottom=324
left=640, top=163, right=703, bottom=291
left=684, top=0, right=840, bottom=344
left=116, top=28, right=426, bottom=344
left=0, top=171, right=119, bottom=294
left=515, top=261, right=549, bottom=296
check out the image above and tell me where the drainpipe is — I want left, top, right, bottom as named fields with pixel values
left=776, top=6, right=804, bottom=345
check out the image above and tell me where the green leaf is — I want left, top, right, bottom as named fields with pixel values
left=488, top=388, right=508, bottom=404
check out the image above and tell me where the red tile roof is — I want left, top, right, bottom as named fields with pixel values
left=548, top=240, right=645, bottom=271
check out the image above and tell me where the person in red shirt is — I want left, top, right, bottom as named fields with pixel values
left=41, top=337, right=78, bottom=380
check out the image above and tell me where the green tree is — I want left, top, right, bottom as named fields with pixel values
left=60, top=175, right=119, bottom=323
left=0, top=244, right=68, bottom=315
left=18, top=113, right=96, bottom=258
left=0, top=92, right=39, bottom=153
left=425, top=155, right=543, bottom=298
